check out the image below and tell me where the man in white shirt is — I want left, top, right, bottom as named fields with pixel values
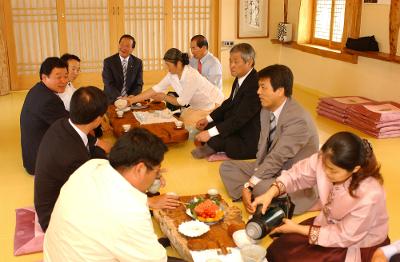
left=189, top=35, right=223, bottom=90
left=58, top=53, right=80, bottom=111
left=44, top=128, right=183, bottom=262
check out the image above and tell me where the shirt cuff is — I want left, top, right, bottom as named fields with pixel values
left=208, top=126, right=219, bottom=137
left=381, top=240, right=400, bottom=259
left=206, top=115, right=213, bottom=123
left=249, top=176, right=262, bottom=185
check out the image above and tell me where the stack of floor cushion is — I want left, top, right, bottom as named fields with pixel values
left=317, top=96, right=400, bottom=138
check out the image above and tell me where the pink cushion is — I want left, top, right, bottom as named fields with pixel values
left=207, top=152, right=231, bottom=162
left=14, top=206, right=44, bottom=256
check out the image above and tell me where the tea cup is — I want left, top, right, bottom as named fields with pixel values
left=175, top=120, right=184, bottom=129
left=122, top=124, right=131, bottom=132
left=114, top=99, right=128, bottom=110
left=240, top=244, right=266, bottom=262
left=207, top=188, right=218, bottom=196
left=148, top=179, right=161, bottom=194
left=233, top=229, right=257, bottom=249
left=116, top=110, right=124, bottom=118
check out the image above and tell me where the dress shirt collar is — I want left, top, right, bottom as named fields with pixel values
left=272, top=98, right=287, bottom=122
left=119, top=55, right=130, bottom=63
left=199, top=52, right=210, bottom=64
left=237, top=68, right=253, bottom=87
left=68, top=118, right=88, bottom=147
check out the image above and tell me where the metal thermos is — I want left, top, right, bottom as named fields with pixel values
left=245, top=204, right=286, bottom=240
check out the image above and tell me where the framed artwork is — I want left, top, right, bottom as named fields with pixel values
left=237, top=0, right=269, bottom=38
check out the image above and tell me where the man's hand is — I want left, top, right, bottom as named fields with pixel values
left=196, top=118, right=208, bottom=130
left=195, top=131, right=211, bottom=142
left=152, top=92, right=166, bottom=102
left=96, top=138, right=112, bottom=154
left=242, top=187, right=255, bottom=213
left=371, top=248, right=388, bottom=262
left=148, top=194, right=180, bottom=210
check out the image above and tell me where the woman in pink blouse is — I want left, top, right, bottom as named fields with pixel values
left=252, top=131, right=389, bottom=262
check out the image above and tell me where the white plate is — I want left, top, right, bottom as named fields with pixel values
left=178, top=220, right=210, bottom=237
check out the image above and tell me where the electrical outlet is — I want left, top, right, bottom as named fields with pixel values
left=222, top=40, right=235, bottom=47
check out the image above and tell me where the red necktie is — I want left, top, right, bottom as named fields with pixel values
left=197, top=60, right=202, bottom=74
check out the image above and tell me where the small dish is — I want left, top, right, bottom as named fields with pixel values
left=186, top=208, right=224, bottom=225
left=131, top=103, right=149, bottom=110
left=178, top=220, right=210, bottom=237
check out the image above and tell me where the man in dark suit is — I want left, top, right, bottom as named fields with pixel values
left=20, top=57, right=69, bottom=175
left=193, top=43, right=261, bottom=160
left=34, top=86, right=108, bottom=232
left=102, top=34, right=143, bottom=104
left=220, top=65, right=319, bottom=215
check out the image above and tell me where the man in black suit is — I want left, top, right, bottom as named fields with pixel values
left=20, top=57, right=69, bottom=175
left=102, top=34, right=143, bottom=104
left=34, top=86, right=108, bottom=232
left=193, top=43, right=261, bottom=160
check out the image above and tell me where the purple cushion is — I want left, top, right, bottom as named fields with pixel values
left=14, top=206, right=44, bottom=256
left=207, top=152, right=231, bottom=162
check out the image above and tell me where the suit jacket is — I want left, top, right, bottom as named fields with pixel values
left=102, top=53, right=143, bottom=104
left=20, top=82, right=69, bottom=174
left=34, top=118, right=106, bottom=231
left=254, top=98, right=319, bottom=179
left=210, top=68, right=261, bottom=141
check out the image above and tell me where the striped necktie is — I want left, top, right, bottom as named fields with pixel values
left=232, top=82, right=240, bottom=99
left=121, top=58, right=128, bottom=96
left=267, top=113, right=277, bottom=151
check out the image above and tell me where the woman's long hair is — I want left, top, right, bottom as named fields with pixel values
left=321, top=131, right=383, bottom=197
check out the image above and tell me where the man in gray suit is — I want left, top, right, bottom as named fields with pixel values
left=102, top=34, right=143, bottom=104
left=220, top=64, right=319, bottom=215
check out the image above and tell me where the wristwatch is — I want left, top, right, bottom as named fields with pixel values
left=244, top=182, right=253, bottom=192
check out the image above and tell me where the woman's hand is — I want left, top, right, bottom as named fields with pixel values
left=251, top=188, right=278, bottom=215
left=270, top=219, right=310, bottom=236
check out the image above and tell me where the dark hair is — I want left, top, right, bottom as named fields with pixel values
left=163, top=48, right=190, bottom=66
left=191, top=34, right=208, bottom=49
left=321, top=131, right=382, bottom=197
left=230, top=43, right=256, bottom=67
left=119, top=34, right=136, bottom=48
left=109, top=128, right=168, bottom=170
left=39, top=57, right=67, bottom=80
left=258, top=64, right=293, bottom=97
left=70, top=86, right=108, bottom=125
left=60, top=53, right=81, bottom=64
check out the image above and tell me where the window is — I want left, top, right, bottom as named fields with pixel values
left=312, top=0, right=347, bottom=49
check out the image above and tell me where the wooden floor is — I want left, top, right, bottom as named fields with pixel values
left=0, top=83, right=399, bottom=261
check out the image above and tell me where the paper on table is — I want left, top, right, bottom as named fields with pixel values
left=133, top=110, right=178, bottom=125
left=190, top=248, right=268, bottom=262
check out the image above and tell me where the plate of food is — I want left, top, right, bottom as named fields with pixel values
left=186, top=197, right=224, bottom=225
left=131, top=102, right=149, bottom=110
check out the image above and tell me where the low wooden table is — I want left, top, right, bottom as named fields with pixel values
left=107, top=102, right=189, bottom=144
left=153, top=194, right=245, bottom=262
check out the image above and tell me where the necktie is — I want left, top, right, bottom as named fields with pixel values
left=121, top=59, right=128, bottom=97
left=232, top=82, right=240, bottom=99
left=197, top=59, right=202, bottom=74
left=267, top=113, right=277, bottom=151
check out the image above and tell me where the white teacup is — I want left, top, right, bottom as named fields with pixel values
left=233, top=229, right=257, bottom=249
left=175, top=120, right=184, bottom=129
left=116, top=110, right=124, bottom=118
left=114, top=99, right=128, bottom=110
left=207, top=188, right=218, bottom=196
left=122, top=124, right=131, bottom=132
left=239, top=244, right=266, bottom=262
left=166, top=192, right=178, bottom=196
left=148, top=179, right=161, bottom=194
